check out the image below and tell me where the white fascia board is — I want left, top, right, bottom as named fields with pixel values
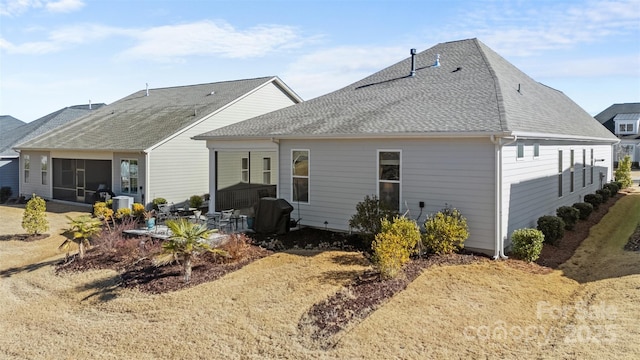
left=197, top=131, right=514, bottom=142
left=511, top=131, right=620, bottom=143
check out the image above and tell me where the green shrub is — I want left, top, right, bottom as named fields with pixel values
left=372, top=216, right=421, bottom=279
left=422, top=206, right=469, bottom=254
left=22, top=194, right=49, bottom=236
left=603, top=182, right=619, bottom=196
left=584, top=193, right=602, bottom=210
left=152, top=197, right=167, bottom=211
left=615, top=155, right=633, bottom=188
left=536, top=215, right=565, bottom=245
left=189, top=195, right=204, bottom=209
left=613, top=181, right=623, bottom=191
left=556, top=206, right=580, bottom=230
left=0, top=186, right=12, bottom=203
left=572, top=202, right=594, bottom=220
left=349, top=195, right=397, bottom=247
left=596, top=188, right=611, bottom=202
left=510, top=228, right=544, bottom=262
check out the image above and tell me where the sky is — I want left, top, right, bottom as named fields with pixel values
left=0, top=0, right=639, bottom=122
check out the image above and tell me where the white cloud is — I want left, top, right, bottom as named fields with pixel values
left=449, top=0, right=640, bottom=56
left=283, top=46, right=407, bottom=99
left=1, top=20, right=313, bottom=60
left=0, top=0, right=84, bottom=16
left=117, top=20, right=309, bottom=61
left=45, top=0, right=84, bottom=13
left=0, top=24, right=130, bottom=54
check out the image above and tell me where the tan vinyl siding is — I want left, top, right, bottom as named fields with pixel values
left=279, top=138, right=496, bottom=251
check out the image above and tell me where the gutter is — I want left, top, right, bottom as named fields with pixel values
left=490, top=134, right=517, bottom=260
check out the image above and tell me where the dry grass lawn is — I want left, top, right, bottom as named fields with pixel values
left=1, top=194, right=639, bottom=359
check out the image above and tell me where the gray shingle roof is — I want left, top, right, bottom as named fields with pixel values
left=195, top=39, right=616, bottom=141
left=16, top=77, right=278, bottom=151
left=1, top=105, right=104, bottom=157
left=594, top=103, right=640, bottom=133
left=0, top=116, right=25, bottom=132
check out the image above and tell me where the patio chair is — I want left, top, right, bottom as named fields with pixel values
left=218, top=209, right=234, bottom=232
left=157, top=203, right=176, bottom=223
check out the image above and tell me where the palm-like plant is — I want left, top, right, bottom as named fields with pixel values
left=154, top=219, right=225, bottom=283
left=59, top=215, right=102, bottom=260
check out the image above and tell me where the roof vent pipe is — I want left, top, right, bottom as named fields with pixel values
left=145, top=83, right=149, bottom=96
left=410, top=48, right=417, bottom=77
left=89, top=100, right=92, bottom=110
left=433, top=53, right=440, bottom=67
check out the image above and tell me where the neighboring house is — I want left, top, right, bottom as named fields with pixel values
left=594, top=103, right=640, bottom=166
left=15, top=77, right=301, bottom=207
left=1, top=105, right=104, bottom=200
left=194, top=38, right=617, bottom=257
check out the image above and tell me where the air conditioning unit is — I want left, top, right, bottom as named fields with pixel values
left=112, top=196, right=134, bottom=211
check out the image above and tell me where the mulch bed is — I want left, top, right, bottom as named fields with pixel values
left=624, top=225, right=640, bottom=251
left=0, top=233, right=48, bottom=242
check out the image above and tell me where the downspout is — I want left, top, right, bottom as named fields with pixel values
left=490, top=134, right=517, bottom=259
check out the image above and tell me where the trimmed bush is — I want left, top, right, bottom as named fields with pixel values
left=189, top=195, right=204, bottom=209
left=603, top=182, right=619, bottom=196
left=510, top=228, right=544, bottom=262
left=93, top=202, right=114, bottom=220
left=596, top=188, right=611, bottom=202
left=584, top=193, right=603, bottom=210
left=556, top=206, right=580, bottom=230
left=152, top=197, right=167, bottom=211
left=349, top=195, right=397, bottom=246
left=422, top=206, right=469, bottom=254
left=572, top=202, right=594, bottom=220
left=613, top=180, right=623, bottom=191
left=22, top=194, right=49, bottom=236
left=372, top=216, right=421, bottom=279
left=536, top=215, right=565, bottom=245
left=615, top=155, right=633, bottom=188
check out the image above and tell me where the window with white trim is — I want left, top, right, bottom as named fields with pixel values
left=241, top=157, right=249, bottom=183
left=533, top=143, right=540, bottom=158
left=517, top=143, right=524, bottom=159
left=263, top=157, right=271, bottom=184
left=24, top=154, right=30, bottom=183
left=292, top=150, right=309, bottom=203
left=582, top=149, right=586, bottom=188
left=378, top=150, right=400, bottom=212
left=120, top=159, right=138, bottom=194
left=570, top=149, right=575, bottom=193
left=590, top=149, right=594, bottom=185
left=41, top=155, right=48, bottom=185
left=558, top=150, right=563, bottom=197
left=618, top=123, right=634, bottom=133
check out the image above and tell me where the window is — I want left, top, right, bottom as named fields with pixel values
left=292, top=150, right=309, bottom=203
left=120, top=159, right=138, bottom=194
left=618, top=123, right=634, bottom=133
left=558, top=150, right=563, bottom=197
left=570, top=150, right=575, bottom=193
left=517, top=143, right=524, bottom=159
left=590, top=149, right=594, bottom=185
left=24, top=154, right=30, bottom=183
left=263, top=157, right=271, bottom=184
left=533, top=143, right=540, bottom=158
left=41, top=155, right=48, bottom=185
left=582, top=149, right=586, bottom=188
left=241, top=157, right=249, bottom=183
left=569, top=149, right=576, bottom=192
left=379, top=150, right=400, bottom=212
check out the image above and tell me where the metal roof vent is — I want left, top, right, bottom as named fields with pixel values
left=433, top=54, right=440, bottom=67
left=410, top=48, right=417, bottom=77
left=145, top=83, right=149, bottom=96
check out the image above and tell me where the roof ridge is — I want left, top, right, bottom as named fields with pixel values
left=473, top=39, right=508, bottom=132
left=142, top=76, right=275, bottom=91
